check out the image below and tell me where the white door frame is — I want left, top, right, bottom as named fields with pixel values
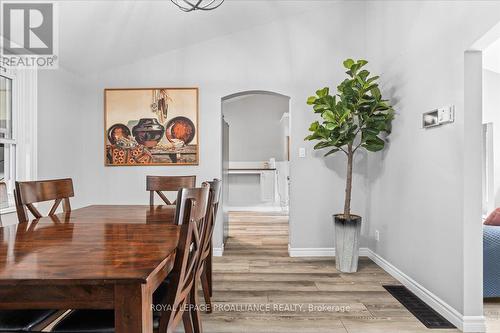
left=463, top=20, right=500, bottom=332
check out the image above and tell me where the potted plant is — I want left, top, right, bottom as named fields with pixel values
left=305, top=59, right=395, bottom=273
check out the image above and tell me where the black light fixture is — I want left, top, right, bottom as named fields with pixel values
left=171, top=0, right=224, bottom=12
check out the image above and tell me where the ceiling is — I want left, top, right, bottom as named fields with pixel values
left=484, top=37, right=500, bottom=74
left=57, top=0, right=329, bottom=75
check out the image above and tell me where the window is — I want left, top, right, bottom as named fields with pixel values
left=0, top=72, right=15, bottom=209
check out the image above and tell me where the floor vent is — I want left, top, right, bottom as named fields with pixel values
left=383, top=285, right=456, bottom=329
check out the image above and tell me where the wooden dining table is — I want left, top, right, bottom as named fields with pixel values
left=0, top=204, right=213, bottom=333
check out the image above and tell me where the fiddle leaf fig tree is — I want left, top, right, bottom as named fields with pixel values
left=305, top=59, right=395, bottom=219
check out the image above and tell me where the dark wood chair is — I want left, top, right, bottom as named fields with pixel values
left=51, top=184, right=211, bottom=333
left=0, top=182, right=63, bottom=332
left=147, top=175, right=196, bottom=205
left=14, top=178, right=74, bottom=223
left=197, top=179, right=221, bottom=315
left=189, top=179, right=221, bottom=333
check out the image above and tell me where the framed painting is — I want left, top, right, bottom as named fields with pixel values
left=104, top=88, right=199, bottom=166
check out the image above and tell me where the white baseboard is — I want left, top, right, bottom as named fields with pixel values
left=226, top=206, right=286, bottom=213
left=462, top=316, right=487, bottom=333
left=288, top=247, right=335, bottom=257
left=288, top=246, right=370, bottom=257
left=213, top=244, right=224, bottom=257
left=364, top=248, right=484, bottom=333
left=286, top=246, right=483, bottom=332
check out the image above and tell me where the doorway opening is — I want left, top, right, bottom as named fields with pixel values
left=467, top=20, right=500, bottom=332
left=220, top=91, right=291, bottom=256
left=480, top=34, right=500, bottom=332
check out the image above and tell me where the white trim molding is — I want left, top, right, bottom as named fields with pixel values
left=213, top=244, right=224, bottom=257
left=365, top=249, right=485, bottom=332
left=226, top=206, right=286, bottom=213
left=287, top=246, right=484, bottom=332
left=462, top=316, right=487, bottom=333
left=288, top=246, right=370, bottom=257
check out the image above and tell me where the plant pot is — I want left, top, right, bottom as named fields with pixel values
left=334, top=214, right=362, bottom=273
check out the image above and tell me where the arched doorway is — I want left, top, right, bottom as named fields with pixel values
left=220, top=90, right=291, bottom=254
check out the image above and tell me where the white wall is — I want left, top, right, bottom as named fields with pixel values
left=223, top=93, right=289, bottom=162
left=37, top=69, right=92, bottom=210
left=484, top=37, right=500, bottom=73
left=37, top=1, right=368, bottom=251
left=364, top=0, right=500, bottom=325
left=223, top=93, right=289, bottom=208
left=35, top=1, right=500, bottom=329
left=483, top=69, right=500, bottom=209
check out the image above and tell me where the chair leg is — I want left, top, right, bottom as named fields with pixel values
left=208, top=246, right=213, bottom=297
left=190, top=287, right=203, bottom=333
left=182, top=309, right=194, bottom=333
left=201, top=271, right=212, bottom=314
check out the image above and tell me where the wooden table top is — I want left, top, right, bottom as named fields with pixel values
left=0, top=205, right=179, bottom=285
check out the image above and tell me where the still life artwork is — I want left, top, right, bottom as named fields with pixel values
left=105, top=88, right=198, bottom=166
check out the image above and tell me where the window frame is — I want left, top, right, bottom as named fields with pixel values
left=0, top=69, right=17, bottom=212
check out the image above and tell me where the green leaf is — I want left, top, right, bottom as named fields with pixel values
left=357, top=59, right=368, bottom=67
left=358, top=70, right=370, bottom=81
left=364, top=136, right=385, bottom=152
left=307, top=96, right=317, bottom=105
left=371, top=86, right=381, bottom=100
left=324, top=148, right=341, bottom=157
left=350, top=64, right=360, bottom=76
left=305, top=58, right=395, bottom=156
left=367, top=76, right=379, bottom=84
left=314, top=141, right=335, bottom=150
left=308, top=121, right=320, bottom=132
left=316, top=87, right=329, bottom=98
left=362, top=128, right=380, bottom=136
left=322, top=110, right=335, bottom=122
left=343, top=59, right=355, bottom=69
left=313, top=104, right=328, bottom=113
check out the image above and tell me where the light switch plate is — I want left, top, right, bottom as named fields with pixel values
left=299, top=148, right=306, bottom=158
left=423, top=105, right=455, bottom=128
left=438, top=105, right=455, bottom=124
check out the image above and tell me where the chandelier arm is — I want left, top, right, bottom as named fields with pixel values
left=181, top=0, right=197, bottom=10
left=170, top=0, right=194, bottom=11
left=171, top=0, right=224, bottom=11
left=170, top=0, right=183, bottom=10
left=198, top=0, right=219, bottom=9
left=198, top=0, right=224, bottom=10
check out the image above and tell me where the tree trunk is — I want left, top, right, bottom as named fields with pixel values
left=343, top=143, right=353, bottom=219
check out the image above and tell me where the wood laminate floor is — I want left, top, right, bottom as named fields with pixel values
left=196, top=211, right=461, bottom=333
left=485, top=299, right=500, bottom=333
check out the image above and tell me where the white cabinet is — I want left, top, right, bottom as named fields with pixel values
left=260, top=170, right=276, bottom=202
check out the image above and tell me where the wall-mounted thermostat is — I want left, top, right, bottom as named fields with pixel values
left=422, top=105, right=455, bottom=129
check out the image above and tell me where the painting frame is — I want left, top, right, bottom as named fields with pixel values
left=104, top=87, right=199, bottom=166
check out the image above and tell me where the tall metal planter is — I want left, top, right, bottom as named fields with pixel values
left=334, top=214, right=362, bottom=273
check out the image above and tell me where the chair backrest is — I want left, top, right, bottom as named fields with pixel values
left=14, top=178, right=74, bottom=223
left=199, top=179, right=222, bottom=264
left=158, top=183, right=210, bottom=333
left=146, top=175, right=196, bottom=205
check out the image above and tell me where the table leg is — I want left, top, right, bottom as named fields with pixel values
left=208, top=241, right=213, bottom=297
left=114, top=283, right=152, bottom=333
